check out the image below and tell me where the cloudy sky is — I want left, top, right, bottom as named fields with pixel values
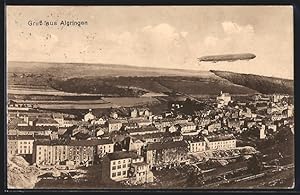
left=7, top=6, right=293, bottom=79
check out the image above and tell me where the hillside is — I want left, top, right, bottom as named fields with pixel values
left=8, top=61, right=212, bottom=78
left=211, top=70, right=293, bottom=95
left=49, top=76, right=257, bottom=95
left=7, top=61, right=293, bottom=96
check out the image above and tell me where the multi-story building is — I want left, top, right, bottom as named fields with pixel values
left=108, top=119, right=127, bottom=132
left=96, top=139, right=115, bottom=157
left=128, top=156, right=154, bottom=185
left=101, top=151, right=139, bottom=181
left=184, top=136, right=206, bottom=153
left=33, top=139, right=114, bottom=166
left=145, top=140, right=189, bottom=170
left=7, top=135, right=36, bottom=155
left=16, top=135, right=35, bottom=155
left=204, top=134, right=236, bottom=150
left=128, top=118, right=152, bottom=127
left=101, top=151, right=153, bottom=184
left=178, top=122, right=197, bottom=133
left=7, top=135, right=18, bottom=156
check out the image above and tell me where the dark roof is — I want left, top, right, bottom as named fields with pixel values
left=147, top=140, right=188, bottom=151
left=131, top=132, right=165, bottom=140
left=17, top=126, right=57, bottom=131
left=106, top=151, right=139, bottom=160
left=183, top=136, right=205, bottom=142
left=128, top=126, right=159, bottom=134
left=35, top=118, right=59, bottom=124
left=206, top=134, right=236, bottom=142
left=108, top=119, right=128, bottom=124
left=8, top=135, right=34, bottom=140
left=68, top=139, right=113, bottom=146
left=128, top=118, right=151, bottom=123
left=35, top=138, right=113, bottom=146
left=34, top=135, right=51, bottom=140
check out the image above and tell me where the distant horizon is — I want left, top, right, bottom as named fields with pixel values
left=8, top=60, right=294, bottom=80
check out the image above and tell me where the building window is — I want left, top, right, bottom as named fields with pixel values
left=122, top=171, right=126, bottom=175
left=117, top=165, right=121, bottom=169
left=117, top=172, right=121, bottom=176
left=118, top=160, right=121, bottom=164
left=112, top=166, right=116, bottom=170
left=112, top=172, right=116, bottom=177
left=113, top=161, right=116, bottom=165
left=123, top=164, right=126, bottom=168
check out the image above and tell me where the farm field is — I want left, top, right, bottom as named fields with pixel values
left=102, top=97, right=159, bottom=107
left=8, top=88, right=105, bottom=96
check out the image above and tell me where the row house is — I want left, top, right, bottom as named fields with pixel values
left=9, top=126, right=56, bottom=136
left=34, top=118, right=60, bottom=127
left=154, top=118, right=189, bottom=129
left=127, top=118, right=152, bottom=127
left=127, top=125, right=160, bottom=136
left=7, top=135, right=50, bottom=156
left=178, top=122, right=197, bottom=133
left=33, top=139, right=114, bottom=166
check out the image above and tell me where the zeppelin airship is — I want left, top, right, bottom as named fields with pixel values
left=198, top=53, right=256, bottom=63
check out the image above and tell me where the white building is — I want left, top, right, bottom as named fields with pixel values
left=205, top=134, right=236, bottom=150
left=16, top=135, right=35, bottom=154
left=84, top=109, right=95, bottom=122
left=186, top=137, right=206, bottom=153
left=216, top=91, right=231, bottom=107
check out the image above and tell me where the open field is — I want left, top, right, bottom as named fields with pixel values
left=8, top=88, right=106, bottom=97
left=102, top=97, right=159, bottom=107
left=10, top=96, right=160, bottom=110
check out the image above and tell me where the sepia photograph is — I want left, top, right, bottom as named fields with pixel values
left=6, top=6, right=294, bottom=189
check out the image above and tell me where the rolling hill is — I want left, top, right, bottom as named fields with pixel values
left=7, top=61, right=293, bottom=96
left=211, top=70, right=293, bottom=95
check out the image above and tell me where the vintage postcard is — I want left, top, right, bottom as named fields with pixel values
left=6, top=6, right=294, bottom=189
